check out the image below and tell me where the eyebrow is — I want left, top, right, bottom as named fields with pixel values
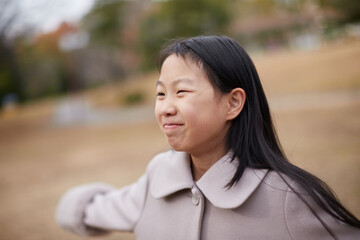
left=156, top=77, right=195, bottom=87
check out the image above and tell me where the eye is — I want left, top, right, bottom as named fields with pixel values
left=176, top=90, right=188, bottom=94
left=156, top=92, right=165, bottom=97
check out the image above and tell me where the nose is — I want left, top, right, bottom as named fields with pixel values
left=156, top=98, right=177, bottom=117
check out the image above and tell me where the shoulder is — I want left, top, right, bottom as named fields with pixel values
left=281, top=175, right=360, bottom=239
left=259, top=171, right=360, bottom=239
left=258, top=170, right=294, bottom=193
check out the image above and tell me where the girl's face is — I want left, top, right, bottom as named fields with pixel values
left=155, top=54, right=231, bottom=156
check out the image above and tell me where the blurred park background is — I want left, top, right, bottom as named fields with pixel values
left=0, top=0, right=359, bottom=239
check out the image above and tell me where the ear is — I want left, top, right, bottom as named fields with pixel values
left=226, top=88, right=246, bottom=120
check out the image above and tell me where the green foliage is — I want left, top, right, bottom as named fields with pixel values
left=0, top=68, right=12, bottom=100
left=123, top=91, right=144, bottom=105
left=320, top=0, right=360, bottom=24
left=13, top=40, right=65, bottom=100
left=138, top=0, right=231, bottom=70
left=83, top=1, right=126, bottom=46
left=0, top=42, right=25, bottom=105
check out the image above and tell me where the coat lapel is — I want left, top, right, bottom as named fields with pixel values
left=150, top=150, right=268, bottom=209
left=150, top=151, right=194, bottom=199
left=196, top=152, right=268, bottom=209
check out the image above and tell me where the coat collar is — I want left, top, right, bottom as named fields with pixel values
left=150, top=150, right=268, bottom=209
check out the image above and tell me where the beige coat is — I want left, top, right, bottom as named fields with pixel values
left=56, top=150, right=360, bottom=239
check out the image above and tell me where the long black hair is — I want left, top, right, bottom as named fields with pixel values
left=157, top=36, right=360, bottom=237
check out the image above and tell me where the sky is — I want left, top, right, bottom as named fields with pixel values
left=1, top=0, right=97, bottom=37
left=22, top=0, right=96, bottom=33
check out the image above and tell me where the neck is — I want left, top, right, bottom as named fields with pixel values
left=190, top=145, right=228, bottom=181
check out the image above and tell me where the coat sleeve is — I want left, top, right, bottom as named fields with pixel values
left=55, top=182, right=116, bottom=236
left=55, top=174, right=148, bottom=236
left=84, top=174, right=148, bottom=232
left=284, top=184, right=360, bottom=240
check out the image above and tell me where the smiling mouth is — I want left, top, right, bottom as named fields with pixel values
left=163, top=123, right=184, bottom=130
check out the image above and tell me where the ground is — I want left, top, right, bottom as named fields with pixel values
left=0, top=39, right=359, bottom=240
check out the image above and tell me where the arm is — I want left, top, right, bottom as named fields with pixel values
left=55, top=182, right=115, bottom=236
left=84, top=174, right=148, bottom=231
left=55, top=174, right=148, bottom=236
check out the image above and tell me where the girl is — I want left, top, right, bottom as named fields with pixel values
left=56, top=36, right=360, bottom=239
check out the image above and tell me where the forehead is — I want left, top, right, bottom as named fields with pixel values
left=156, top=77, right=195, bottom=87
left=159, top=54, right=207, bottom=84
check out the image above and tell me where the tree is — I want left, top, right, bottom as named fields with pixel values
left=319, top=0, right=360, bottom=24
left=0, top=0, right=28, bottom=106
left=138, top=0, right=231, bottom=70
left=82, top=0, right=127, bottom=47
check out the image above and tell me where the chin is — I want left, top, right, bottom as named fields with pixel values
left=169, top=144, right=183, bottom=151
left=168, top=141, right=185, bottom=152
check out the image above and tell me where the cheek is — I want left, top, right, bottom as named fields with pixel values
left=154, top=104, right=162, bottom=125
left=183, top=105, right=209, bottom=130
left=189, top=101, right=227, bottom=131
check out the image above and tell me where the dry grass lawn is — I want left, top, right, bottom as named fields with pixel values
left=0, top=40, right=359, bottom=240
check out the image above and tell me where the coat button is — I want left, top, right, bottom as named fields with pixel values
left=192, top=194, right=200, bottom=206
